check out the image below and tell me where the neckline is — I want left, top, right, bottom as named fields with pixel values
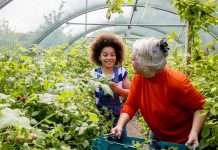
left=147, top=67, right=166, bottom=81
left=100, top=67, right=115, bottom=79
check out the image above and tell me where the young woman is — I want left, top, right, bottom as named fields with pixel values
left=111, top=38, right=207, bottom=149
left=89, top=32, right=130, bottom=137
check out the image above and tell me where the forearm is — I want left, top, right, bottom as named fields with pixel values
left=190, top=110, right=208, bottom=135
left=114, top=87, right=129, bottom=97
left=116, top=113, right=131, bottom=128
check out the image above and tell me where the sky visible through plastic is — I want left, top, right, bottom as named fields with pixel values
left=0, top=0, right=217, bottom=48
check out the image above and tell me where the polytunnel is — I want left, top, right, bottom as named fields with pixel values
left=0, top=0, right=217, bottom=49
left=0, top=0, right=218, bottom=150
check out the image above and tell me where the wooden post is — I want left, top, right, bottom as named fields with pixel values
left=185, top=21, right=192, bottom=74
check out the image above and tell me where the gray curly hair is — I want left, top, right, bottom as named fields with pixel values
left=132, top=37, right=169, bottom=71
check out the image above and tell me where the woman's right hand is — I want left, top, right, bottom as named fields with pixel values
left=108, top=81, right=119, bottom=92
left=108, top=81, right=117, bottom=88
left=111, top=126, right=123, bottom=139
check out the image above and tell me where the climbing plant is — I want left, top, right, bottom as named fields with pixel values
left=171, top=0, right=218, bottom=64
left=106, top=0, right=133, bottom=19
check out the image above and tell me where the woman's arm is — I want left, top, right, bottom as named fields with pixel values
left=186, top=110, right=208, bottom=148
left=109, top=76, right=130, bottom=97
left=111, top=113, right=130, bottom=139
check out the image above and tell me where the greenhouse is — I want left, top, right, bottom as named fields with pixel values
left=0, top=0, right=217, bottom=149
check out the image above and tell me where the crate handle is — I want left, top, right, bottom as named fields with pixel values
left=100, top=133, right=115, bottom=139
left=151, top=140, right=200, bottom=150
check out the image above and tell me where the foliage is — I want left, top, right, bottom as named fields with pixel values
left=123, top=42, right=134, bottom=80
left=167, top=1, right=218, bottom=147
left=168, top=47, right=218, bottom=149
left=106, top=0, right=133, bottom=20
left=0, top=42, right=112, bottom=149
left=0, top=19, right=20, bottom=49
left=170, top=0, right=218, bottom=65
left=171, top=0, right=218, bottom=31
left=106, top=0, right=217, bottom=60
left=88, top=79, right=114, bottom=99
left=36, top=1, right=73, bottom=48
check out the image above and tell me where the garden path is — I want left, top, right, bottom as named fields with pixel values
left=126, top=115, right=144, bottom=138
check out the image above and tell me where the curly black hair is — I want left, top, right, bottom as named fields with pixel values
left=89, top=32, right=125, bottom=66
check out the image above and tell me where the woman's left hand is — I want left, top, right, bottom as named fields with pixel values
left=185, top=132, right=199, bottom=149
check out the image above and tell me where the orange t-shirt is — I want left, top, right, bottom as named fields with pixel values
left=121, top=66, right=205, bottom=143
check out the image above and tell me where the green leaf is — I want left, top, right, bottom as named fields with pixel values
left=86, top=112, right=99, bottom=123
left=201, top=127, right=210, bottom=138
left=1, top=143, right=15, bottom=150
left=210, top=87, right=217, bottom=94
left=82, top=140, right=89, bottom=148
left=63, top=114, right=70, bottom=123
left=0, top=108, right=31, bottom=130
left=0, top=93, right=10, bottom=100
left=198, top=110, right=209, bottom=116
left=64, top=133, right=72, bottom=141
left=210, top=107, right=217, bottom=115
left=31, top=111, right=40, bottom=117
left=101, top=84, right=114, bottom=98
left=78, top=126, right=86, bottom=135
left=21, top=127, right=29, bottom=139
left=38, top=93, right=56, bottom=104
left=88, top=80, right=101, bottom=91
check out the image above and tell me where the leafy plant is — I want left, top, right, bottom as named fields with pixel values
left=0, top=41, right=112, bottom=149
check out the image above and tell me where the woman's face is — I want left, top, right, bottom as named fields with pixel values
left=131, top=52, right=145, bottom=75
left=131, top=51, right=155, bottom=78
left=99, top=46, right=116, bottom=68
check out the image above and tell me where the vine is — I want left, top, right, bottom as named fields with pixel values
left=170, top=0, right=218, bottom=64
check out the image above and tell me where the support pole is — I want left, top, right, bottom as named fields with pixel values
left=185, top=21, right=193, bottom=74
left=185, top=22, right=192, bottom=64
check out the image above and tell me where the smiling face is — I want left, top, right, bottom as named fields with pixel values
left=99, top=46, right=116, bottom=68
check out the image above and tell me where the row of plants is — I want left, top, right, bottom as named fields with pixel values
left=170, top=43, right=218, bottom=149
left=0, top=39, right=217, bottom=149
left=0, top=42, right=113, bottom=150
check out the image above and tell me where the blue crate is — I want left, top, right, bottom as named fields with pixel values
left=92, top=134, right=145, bottom=150
left=154, top=141, right=199, bottom=150
left=92, top=134, right=200, bottom=150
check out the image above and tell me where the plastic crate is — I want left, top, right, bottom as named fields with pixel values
left=92, top=134, right=145, bottom=150
left=92, top=134, right=200, bottom=150
left=156, top=141, right=199, bottom=150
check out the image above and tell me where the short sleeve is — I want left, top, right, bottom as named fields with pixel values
left=117, top=67, right=128, bottom=81
left=122, top=68, right=128, bottom=79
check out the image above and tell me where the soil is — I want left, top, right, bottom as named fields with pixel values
left=126, top=115, right=150, bottom=149
left=126, top=115, right=144, bottom=138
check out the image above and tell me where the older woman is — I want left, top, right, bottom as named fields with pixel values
left=111, top=38, right=207, bottom=149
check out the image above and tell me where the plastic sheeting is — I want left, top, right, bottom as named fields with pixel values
left=0, top=0, right=217, bottom=48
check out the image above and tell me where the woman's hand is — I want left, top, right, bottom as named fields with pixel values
left=108, top=81, right=129, bottom=97
left=185, top=132, right=199, bottom=149
left=186, top=110, right=208, bottom=149
left=111, top=126, right=123, bottom=139
left=108, top=81, right=118, bottom=92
